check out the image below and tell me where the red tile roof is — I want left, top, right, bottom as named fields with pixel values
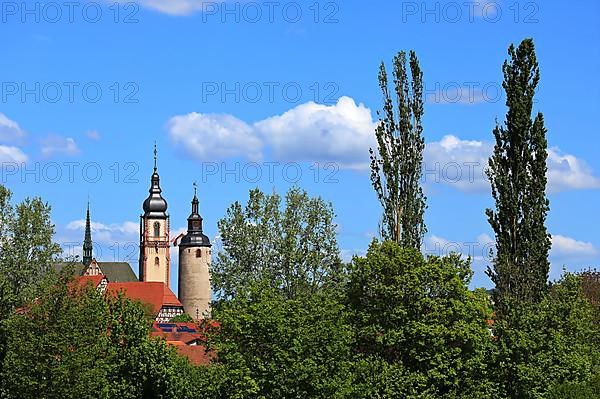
left=175, top=345, right=214, bottom=366
left=106, top=282, right=183, bottom=315
left=150, top=322, right=215, bottom=365
left=77, top=274, right=105, bottom=289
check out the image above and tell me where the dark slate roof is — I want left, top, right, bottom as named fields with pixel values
left=97, top=262, right=138, bottom=282
left=52, top=261, right=138, bottom=283
left=53, top=262, right=86, bottom=276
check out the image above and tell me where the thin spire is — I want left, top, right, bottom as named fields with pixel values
left=191, top=182, right=199, bottom=216
left=153, top=141, right=157, bottom=171
left=83, top=201, right=93, bottom=265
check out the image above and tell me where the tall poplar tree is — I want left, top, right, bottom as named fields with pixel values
left=486, top=39, right=551, bottom=310
left=369, top=50, right=426, bottom=249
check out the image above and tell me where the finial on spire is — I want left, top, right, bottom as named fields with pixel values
left=193, top=181, right=197, bottom=197
left=153, top=142, right=157, bottom=171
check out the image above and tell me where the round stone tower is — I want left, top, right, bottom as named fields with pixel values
left=177, top=186, right=212, bottom=319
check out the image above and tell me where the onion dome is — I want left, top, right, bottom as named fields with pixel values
left=142, top=145, right=168, bottom=218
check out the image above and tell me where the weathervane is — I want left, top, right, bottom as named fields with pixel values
left=153, top=141, right=157, bottom=171
left=193, top=181, right=197, bottom=196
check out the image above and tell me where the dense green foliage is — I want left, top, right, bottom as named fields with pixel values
left=486, top=38, right=551, bottom=311
left=0, top=185, right=61, bottom=309
left=211, top=187, right=343, bottom=299
left=493, top=274, right=600, bottom=399
left=370, top=50, right=427, bottom=249
left=347, top=240, right=498, bottom=398
left=0, top=274, right=198, bottom=399
left=206, top=284, right=355, bottom=399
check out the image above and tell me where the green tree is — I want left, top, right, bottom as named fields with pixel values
left=0, top=184, right=61, bottom=306
left=369, top=50, right=427, bottom=249
left=211, top=187, right=343, bottom=299
left=493, top=274, right=600, bottom=399
left=170, top=313, right=195, bottom=323
left=486, top=38, right=551, bottom=310
left=0, top=184, right=62, bottom=382
left=206, top=283, right=354, bottom=399
left=0, top=273, right=197, bottom=399
left=347, top=240, right=498, bottom=398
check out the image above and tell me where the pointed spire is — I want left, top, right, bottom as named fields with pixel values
left=83, top=201, right=93, bottom=265
left=192, top=181, right=199, bottom=215
left=153, top=141, right=158, bottom=172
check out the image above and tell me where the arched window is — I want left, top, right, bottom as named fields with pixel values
left=154, top=257, right=160, bottom=267
left=195, top=249, right=202, bottom=258
left=153, top=222, right=160, bottom=237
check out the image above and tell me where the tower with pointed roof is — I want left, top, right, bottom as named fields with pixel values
left=83, top=202, right=93, bottom=266
left=139, top=144, right=171, bottom=286
left=175, top=183, right=212, bottom=319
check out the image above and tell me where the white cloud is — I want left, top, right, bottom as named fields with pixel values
left=424, top=135, right=492, bottom=192
left=168, top=99, right=598, bottom=193
left=551, top=235, right=598, bottom=258
left=40, top=134, right=80, bottom=158
left=168, top=112, right=263, bottom=162
left=124, top=0, right=224, bottom=16
left=256, top=97, right=377, bottom=169
left=0, top=113, right=26, bottom=144
left=547, top=148, right=600, bottom=192
left=424, top=135, right=600, bottom=193
left=168, top=96, right=376, bottom=168
left=0, top=145, right=28, bottom=163
left=66, top=219, right=138, bottom=244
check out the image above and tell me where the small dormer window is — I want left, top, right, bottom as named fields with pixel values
left=153, top=222, right=160, bottom=237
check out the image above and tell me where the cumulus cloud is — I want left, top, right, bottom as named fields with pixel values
left=424, top=135, right=492, bottom=192
left=66, top=219, right=138, bottom=243
left=168, top=112, right=262, bottom=162
left=551, top=234, right=598, bottom=258
left=0, top=145, right=28, bottom=163
left=40, top=134, right=80, bottom=158
left=168, top=98, right=598, bottom=193
left=424, top=135, right=600, bottom=193
left=59, top=219, right=139, bottom=262
left=168, top=96, right=376, bottom=168
left=256, top=97, right=377, bottom=169
left=547, top=148, right=600, bottom=192
left=0, top=113, right=27, bottom=144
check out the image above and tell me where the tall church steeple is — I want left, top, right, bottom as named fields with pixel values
left=139, top=143, right=171, bottom=285
left=83, top=202, right=93, bottom=265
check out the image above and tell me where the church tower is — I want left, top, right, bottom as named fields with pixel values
left=139, top=145, right=171, bottom=285
left=83, top=202, right=93, bottom=266
left=176, top=184, right=212, bottom=319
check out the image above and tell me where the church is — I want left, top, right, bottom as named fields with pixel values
left=65, top=147, right=213, bottom=323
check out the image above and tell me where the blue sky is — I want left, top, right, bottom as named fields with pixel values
left=1, top=0, right=598, bottom=289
